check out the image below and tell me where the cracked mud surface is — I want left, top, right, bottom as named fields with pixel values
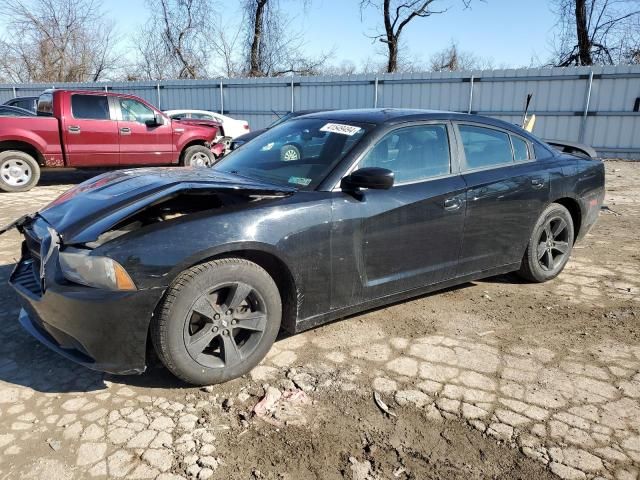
left=0, top=162, right=638, bottom=479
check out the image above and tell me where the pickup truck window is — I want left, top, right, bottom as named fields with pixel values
left=72, top=95, right=110, bottom=120
left=119, top=98, right=155, bottom=124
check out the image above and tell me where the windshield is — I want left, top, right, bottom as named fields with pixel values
left=215, top=118, right=370, bottom=190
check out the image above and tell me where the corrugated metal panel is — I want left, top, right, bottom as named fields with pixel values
left=1, top=65, right=639, bottom=158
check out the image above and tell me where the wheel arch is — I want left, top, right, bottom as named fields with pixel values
left=179, top=140, right=208, bottom=163
left=159, top=245, right=299, bottom=335
left=0, top=140, right=44, bottom=165
left=552, top=197, right=582, bottom=242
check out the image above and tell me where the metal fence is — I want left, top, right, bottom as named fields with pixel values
left=1, top=65, right=639, bottom=158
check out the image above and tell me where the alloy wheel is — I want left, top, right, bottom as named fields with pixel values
left=1, top=159, right=32, bottom=187
left=183, top=282, right=268, bottom=369
left=282, top=146, right=300, bottom=161
left=537, top=216, right=570, bottom=271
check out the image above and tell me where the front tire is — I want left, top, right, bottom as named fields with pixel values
left=151, top=258, right=282, bottom=385
left=0, top=150, right=40, bottom=192
left=517, top=203, right=574, bottom=283
left=280, top=144, right=301, bottom=161
left=181, top=145, right=215, bottom=167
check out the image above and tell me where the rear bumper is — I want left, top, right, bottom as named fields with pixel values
left=10, top=259, right=165, bottom=375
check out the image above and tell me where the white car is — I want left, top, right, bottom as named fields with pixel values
left=164, top=110, right=250, bottom=139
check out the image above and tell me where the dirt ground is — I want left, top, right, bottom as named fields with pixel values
left=0, top=161, right=638, bottom=480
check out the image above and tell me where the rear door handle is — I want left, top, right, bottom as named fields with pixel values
left=68, top=125, right=81, bottom=134
left=531, top=177, right=545, bottom=189
left=120, top=127, right=131, bottom=135
left=444, top=196, right=463, bottom=211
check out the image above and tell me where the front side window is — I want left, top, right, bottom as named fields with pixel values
left=511, top=135, right=530, bottom=161
left=359, top=124, right=451, bottom=184
left=119, top=98, right=155, bottom=124
left=215, top=118, right=370, bottom=190
left=71, top=94, right=110, bottom=120
left=459, top=125, right=513, bottom=170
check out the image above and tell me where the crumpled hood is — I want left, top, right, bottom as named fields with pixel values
left=39, top=167, right=295, bottom=245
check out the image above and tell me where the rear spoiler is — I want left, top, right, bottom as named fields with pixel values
left=544, top=140, right=598, bottom=159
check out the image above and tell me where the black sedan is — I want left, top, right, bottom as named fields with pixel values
left=0, top=105, right=36, bottom=117
left=4, top=109, right=605, bottom=385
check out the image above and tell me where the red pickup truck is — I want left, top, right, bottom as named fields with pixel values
left=0, top=90, right=221, bottom=192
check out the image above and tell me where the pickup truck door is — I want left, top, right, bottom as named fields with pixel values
left=113, top=96, right=174, bottom=165
left=63, top=94, right=120, bottom=167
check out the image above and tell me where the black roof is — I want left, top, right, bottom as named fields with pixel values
left=300, top=108, right=526, bottom=133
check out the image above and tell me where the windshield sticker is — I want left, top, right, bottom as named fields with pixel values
left=320, top=123, right=362, bottom=136
left=288, top=176, right=312, bottom=186
left=261, top=142, right=275, bottom=151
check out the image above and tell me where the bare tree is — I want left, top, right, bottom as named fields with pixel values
left=134, top=0, right=216, bottom=80
left=360, top=0, right=474, bottom=73
left=429, top=41, right=494, bottom=71
left=552, top=0, right=640, bottom=66
left=242, top=0, right=331, bottom=76
left=0, top=0, right=119, bottom=82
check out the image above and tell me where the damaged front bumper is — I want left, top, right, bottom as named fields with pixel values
left=8, top=216, right=165, bottom=375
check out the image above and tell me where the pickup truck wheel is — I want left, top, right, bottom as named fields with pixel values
left=0, top=151, right=40, bottom=193
left=182, top=145, right=215, bottom=167
left=151, top=258, right=282, bottom=385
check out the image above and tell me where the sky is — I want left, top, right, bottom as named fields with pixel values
left=3, top=0, right=561, bottom=71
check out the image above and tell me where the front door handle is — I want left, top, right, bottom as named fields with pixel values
left=531, top=177, right=545, bottom=189
left=120, top=127, right=131, bottom=135
left=444, top=196, right=463, bottom=211
left=68, top=125, right=81, bottom=134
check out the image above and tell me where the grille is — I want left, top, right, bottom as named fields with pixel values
left=12, top=259, right=42, bottom=296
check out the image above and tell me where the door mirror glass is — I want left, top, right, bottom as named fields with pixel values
left=341, top=167, right=394, bottom=191
left=145, top=113, right=164, bottom=127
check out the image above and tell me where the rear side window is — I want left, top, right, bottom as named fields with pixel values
left=360, top=124, right=451, bottom=184
left=71, top=95, right=110, bottom=120
left=459, top=125, right=513, bottom=170
left=511, top=135, right=530, bottom=161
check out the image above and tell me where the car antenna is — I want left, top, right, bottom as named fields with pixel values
left=521, top=93, right=533, bottom=128
left=271, top=109, right=282, bottom=119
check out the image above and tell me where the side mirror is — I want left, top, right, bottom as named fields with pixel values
left=145, top=113, right=164, bottom=127
left=341, top=167, right=394, bottom=191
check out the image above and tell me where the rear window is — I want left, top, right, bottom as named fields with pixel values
left=37, top=93, right=54, bottom=116
left=71, top=94, right=110, bottom=120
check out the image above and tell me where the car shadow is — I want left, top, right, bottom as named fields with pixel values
left=286, top=281, right=477, bottom=339
left=38, top=169, right=106, bottom=187
left=0, top=262, right=513, bottom=393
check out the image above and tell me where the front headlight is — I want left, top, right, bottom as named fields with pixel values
left=59, top=252, right=136, bottom=291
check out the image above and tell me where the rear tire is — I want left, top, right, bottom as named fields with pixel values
left=0, top=150, right=40, bottom=192
left=151, top=258, right=282, bottom=385
left=517, top=203, right=574, bottom=283
left=181, top=145, right=215, bottom=167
